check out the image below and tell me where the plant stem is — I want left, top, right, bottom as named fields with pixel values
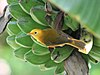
left=64, top=51, right=89, bottom=75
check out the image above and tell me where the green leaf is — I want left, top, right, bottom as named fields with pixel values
left=14, top=47, right=31, bottom=59
left=9, top=4, right=28, bottom=20
left=30, top=6, right=48, bottom=26
left=55, top=62, right=64, bottom=74
left=44, top=59, right=57, bottom=68
left=94, top=37, right=100, bottom=47
left=6, top=35, right=20, bottom=49
left=7, top=0, right=18, bottom=5
left=15, top=32, right=34, bottom=48
left=62, top=23, right=69, bottom=30
left=64, top=16, right=79, bottom=31
left=81, top=54, right=89, bottom=63
left=51, top=46, right=73, bottom=63
left=31, top=37, right=47, bottom=47
left=25, top=51, right=50, bottom=65
left=9, top=3, right=48, bottom=33
left=7, top=28, right=14, bottom=36
left=49, top=0, right=100, bottom=38
left=42, top=0, right=47, bottom=3
left=19, top=0, right=44, bottom=14
left=7, top=21, right=21, bottom=35
left=89, top=46, right=100, bottom=62
left=88, top=55, right=98, bottom=64
left=32, top=43, right=50, bottom=55
left=17, top=16, right=48, bottom=33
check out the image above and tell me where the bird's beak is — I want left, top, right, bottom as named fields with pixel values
left=27, top=32, right=32, bottom=35
left=27, top=32, right=35, bottom=39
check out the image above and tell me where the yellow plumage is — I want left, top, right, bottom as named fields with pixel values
left=29, top=28, right=87, bottom=54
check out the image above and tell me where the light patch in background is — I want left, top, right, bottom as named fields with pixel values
left=0, top=59, right=11, bottom=75
left=0, top=0, right=8, bottom=16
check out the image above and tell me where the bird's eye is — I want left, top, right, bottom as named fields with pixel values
left=34, top=32, right=38, bottom=35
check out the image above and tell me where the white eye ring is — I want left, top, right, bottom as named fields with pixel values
left=34, top=32, right=38, bottom=35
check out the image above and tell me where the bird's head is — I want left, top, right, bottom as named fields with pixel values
left=28, top=29, right=43, bottom=40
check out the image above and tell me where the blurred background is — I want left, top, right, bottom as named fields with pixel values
left=0, top=0, right=100, bottom=75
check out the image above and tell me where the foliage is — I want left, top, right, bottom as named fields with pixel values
left=6, top=0, right=100, bottom=74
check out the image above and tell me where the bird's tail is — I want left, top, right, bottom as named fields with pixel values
left=66, top=39, right=87, bottom=54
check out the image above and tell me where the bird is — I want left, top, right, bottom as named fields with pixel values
left=28, top=28, right=89, bottom=54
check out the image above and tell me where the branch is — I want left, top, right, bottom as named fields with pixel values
left=0, top=5, right=12, bottom=34
left=64, top=51, right=89, bottom=75
left=54, top=11, right=64, bottom=30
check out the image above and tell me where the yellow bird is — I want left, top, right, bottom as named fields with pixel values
left=28, top=28, right=88, bottom=54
